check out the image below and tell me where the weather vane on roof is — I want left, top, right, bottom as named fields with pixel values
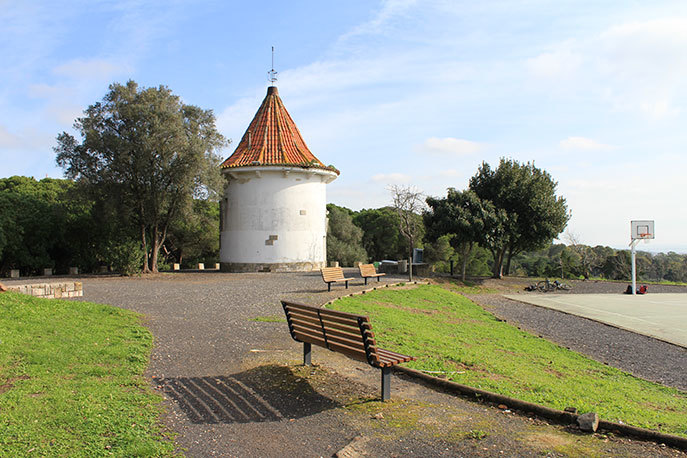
left=268, top=46, right=278, bottom=85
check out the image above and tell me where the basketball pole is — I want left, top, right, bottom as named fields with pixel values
left=630, top=239, right=638, bottom=296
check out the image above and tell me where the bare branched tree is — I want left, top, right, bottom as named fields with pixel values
left=389, top=185, right=426, bottom=281
left=565, top=230, right=592, bottom=279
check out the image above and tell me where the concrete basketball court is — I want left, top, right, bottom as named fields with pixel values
left=504, top=293, right=687, bottom=348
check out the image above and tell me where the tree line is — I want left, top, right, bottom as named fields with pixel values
left=327, top=201, right=687, bottom=283
left=2, top=80, right=683, bottom=282
left=329, top=158, right=570, bottom=279
left=0, top=176, right=220, bottom=275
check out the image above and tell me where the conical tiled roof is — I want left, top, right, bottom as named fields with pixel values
left=220, top=86, right=337, bottom=173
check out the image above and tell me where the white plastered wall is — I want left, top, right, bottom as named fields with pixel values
left=220, top=166, right=337, bottom=267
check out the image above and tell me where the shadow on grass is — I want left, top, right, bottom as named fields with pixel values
left=160, top=364, right=339, bottom=424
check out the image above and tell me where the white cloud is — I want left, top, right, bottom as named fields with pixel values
left=0, top=124, right=54, bottom=151
left=527, top=46, right=582, bottom=80
left=639, top=99, right=681, bottom=119
left=337, top=0, right=418, bottom=44
left=53, top=58, right=131, bottom=81
left=371, top=172, right=411, bottom=184
left=417, top=137, right=483, bottom=156
left=215, top=93, right=264, bottom=141
left=559, top=136, right=614, bottom=151
left=0, top=125, right=19, bottom=148
left=527, top=17, right=687, bottom=120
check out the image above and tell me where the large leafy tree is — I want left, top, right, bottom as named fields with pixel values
left=326, top=204, right=368, bottom=266
left=55, top=80, right=227, bottom=273
left=0, top=177, right=73, bottom=274
left=164, top=199, right=220, bottom=267
left=425, top=189, right=501, bottom=281
left=469, top=158, right=569, bottom=277
left=353, top=207, right=407, bottom=261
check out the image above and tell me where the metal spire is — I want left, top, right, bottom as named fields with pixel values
left=268, top=46, right=278, bottom=85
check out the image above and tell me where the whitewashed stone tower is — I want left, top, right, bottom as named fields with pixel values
left=219, top=85, right=339, bottom=272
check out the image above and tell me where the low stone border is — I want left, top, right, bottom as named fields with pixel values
left=395, top=366, right=687, bottom=451
left=4, top=281, right=83, bottom=299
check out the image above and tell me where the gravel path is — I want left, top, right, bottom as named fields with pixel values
left=467, top=279, right=687, bottom=391
left=71, top=273, right=685, bottom=457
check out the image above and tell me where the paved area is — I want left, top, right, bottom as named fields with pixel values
left=71, top=272, right=685, bottom=457
left=505, top=293, right=687, bottom=348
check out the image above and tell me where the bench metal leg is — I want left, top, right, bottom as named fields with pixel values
left=303, top=342, right=312, bottom=365
left=327, top=282, right=331, bottom=292
left=345, top=280, right=349, bottom=289
left=381, top=366, right=391, bottom=401
left=364, top=277, right=368, bottom=285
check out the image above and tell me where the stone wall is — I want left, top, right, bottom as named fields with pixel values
left=5, top=281, right=83, bottom=299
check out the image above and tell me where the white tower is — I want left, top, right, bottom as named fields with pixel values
left=219, top=86, right=339, bottom=272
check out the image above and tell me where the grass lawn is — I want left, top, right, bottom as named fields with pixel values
left=0, top=292, right=176, bottom=456
left=332, top=285, right=687, bottom=437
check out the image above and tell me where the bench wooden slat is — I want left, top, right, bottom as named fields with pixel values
left=292, top=330, right=370, bottom=362
left=288, top=315, right=361, bottom=337
left=284, top=301, right=370, bottom=321
left=286, top=309, right=360, bottom=328
left=284, top=301, right=364, bottom=319
left=290, top=323, right=365, bottom=350
left=289, top=318, right=364, bottom=343
left=321, top=267, right=353, bottom=282
left=322, top=274, right=354, bottom=282
left=285, top=312, right=374, bottom=342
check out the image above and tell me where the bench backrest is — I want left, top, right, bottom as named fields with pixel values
left=321, top=266, right=345, bottom=282
left=281, top=300, right=380, bottom=365
left=359, top=263, right=378, bottom=277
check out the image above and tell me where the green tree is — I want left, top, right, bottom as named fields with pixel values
left=0, top=177, right=71, bottom=274
left=55, top=80, right=227, bottom=273
left=326, top=204, right=367, bottom=266
left=425, top=188, right=498, bottom=281
left=165, top=199, right=220, bottom=267
left=353, top=207, right=407, bottom=261
left=422, top=234, right=454, bottom=272
left=601, top=250, right=632, bottom=280
left=469, top=158, right=569, bottom=278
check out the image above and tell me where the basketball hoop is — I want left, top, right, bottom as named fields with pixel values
left=630, top=220, right=655, bottom=295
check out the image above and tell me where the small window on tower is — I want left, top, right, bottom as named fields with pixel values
left=300, top=210, right=307, bottom=215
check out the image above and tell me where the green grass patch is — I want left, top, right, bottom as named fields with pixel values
left=331, top=285, right=687, bottom=437
left=252, top=315, right=286, bottom=323
left=0, top=292, right=176, bottom=456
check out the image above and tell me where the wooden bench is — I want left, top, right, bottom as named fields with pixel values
left=281, top=300, right=415, bottom=401
left=358, top=263, right=386, bottom=285
left=321, top=267, right=354, bottom=292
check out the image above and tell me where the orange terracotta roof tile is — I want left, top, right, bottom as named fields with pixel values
left=220, top=86, right=338, bottom=173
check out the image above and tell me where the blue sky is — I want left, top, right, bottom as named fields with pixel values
left=2, top=1, right=686, bottom=252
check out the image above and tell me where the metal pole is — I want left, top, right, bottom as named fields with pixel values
left=381, top=367, right=391, bottom=401
left=631, top=241, right=637, bottom=295
left=303, top=342, right=312, bottom=365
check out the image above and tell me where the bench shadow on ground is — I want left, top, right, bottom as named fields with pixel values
left=159, top=364, right=340, bottom=424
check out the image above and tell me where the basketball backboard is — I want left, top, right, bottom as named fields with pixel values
left=631, top=220, right=654, bottom=240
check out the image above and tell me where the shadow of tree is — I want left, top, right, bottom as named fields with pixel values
left=159, top=364, right=340, bottom=424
